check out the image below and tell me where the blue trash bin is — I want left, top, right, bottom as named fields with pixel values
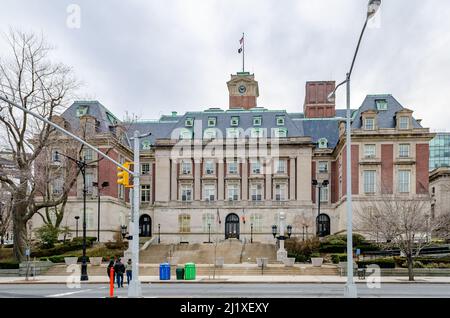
left=159, top=263, right=171, bottom=280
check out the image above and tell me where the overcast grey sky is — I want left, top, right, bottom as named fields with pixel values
left=1, top=0, right=449, bottom=130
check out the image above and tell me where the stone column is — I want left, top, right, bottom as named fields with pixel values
left=241, top=158, right=248, bottom=200
left=194, top=159, right=201, bottom=201
left=218, top=160, right=224, bottom=201
left=155, top=154, right=170, bottom=202
left=297, top=150, right=312, bottom=202
left=289, top=156, right=296, bottom=200
left=265, top=161, right=272, bottom=201
left=170, top=160, right=178, bottom=200
left=277, top=211, right=288, bottom=262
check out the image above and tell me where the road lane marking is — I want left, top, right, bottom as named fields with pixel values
left=46, top=289, right=93, bottom=297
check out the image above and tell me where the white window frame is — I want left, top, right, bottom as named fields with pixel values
left=181, top=161, right=192, bottom=175
left=204, top=128, right=217, bottom=139
left=204, top=160, right=215, bottom=175
left=253, top=116, right=262, bottom=126
left=207, top=117, right=216, bottom=127
left=185, top=118, right=194, bottom=127
left=250, top=213, right=263, bottom=233
left=398, top=170, right=411, bottom=193
left=364, top=118, right=375, bottom=130
left=51, top=149, right=60, bottom=162
left=274, top=183, right=287, bottom=201
left=399, top=144, right=410, bottom=158
left=141, top=163, right=150, bottom=175
left=227, top=183, right=240, bottom=201
left=276, top=116, right=285, bottom=126
left=364, top=170, right=376, bottom=194
left=250, top=183, right=263, bottom=201
left=318, top=161, right=328, bottom=173
left=276, top=159, right=287, bottom=174
left=399, top=116, right=409, bottom=129
left=320, top=186, right=328, bottom=202
left=227, top=161, right=238, bottom=175
left=85, top=173, right=94, bottom=195
left=203, top=184, right=216, bottom=201
left=180, top=185, right=193, bottom=202
left=364, top=144, right=376, bottom=158
left=376, top=99, right=388, bottom=110
left=230, top=116, right=239, bottom=126
left=202, top=213, right=215, bottom=232
left=251, top=160, right=262, bottom=174
left=226, top=128, right=240, bottom=139
left=141, top=184, right=151, bottom=202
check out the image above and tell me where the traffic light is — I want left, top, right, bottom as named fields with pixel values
left=117, top=162, right=132, bottom=187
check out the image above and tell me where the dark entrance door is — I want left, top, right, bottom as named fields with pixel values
left=139, top=214, right=152, bottom=237
left=316, top=213, right=330, bottom=237
left=225, top=213, right=240, bottom=239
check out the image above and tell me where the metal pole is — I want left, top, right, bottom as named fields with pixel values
left=242, top=32, right=245, bottom=72
left=344, top=72, right=356, bottom=298
left=97, top=190, right=101, bottom=243
left=81, top=164, right=88, bottom=281
left=0, top=96, right=133, bottom=175
left=158, top=224, right=161, bottom=244
left=128, top=130, right=142, bottom=297
left=251, top=223, right=253, bottom=243
left=317, top=185, right=321, bottom=237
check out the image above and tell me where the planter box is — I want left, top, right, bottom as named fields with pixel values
left=64, top=257, right=78, bottom=266
left=311, top=258, right=324, bottom=267
left=89, top=257, right=103, bottom=266
left=283, top=258, right=295, bottom=267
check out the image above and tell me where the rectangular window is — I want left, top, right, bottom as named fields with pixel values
left=276, top=116, right=285, bottom=126
left=364, top=118, right=375, bottom=130
left=181, top=185, right=192, bottom=201
left=141, top=163, right=150, bottom=175
left=275, top=184, right=286, bottom=201
left=203, top=184, right=216, bottom=201
left=318, top=161, right=328, bottom=173
left=276, top=159, right=286, bottom=174
left=364, top=170, right=376, bottom=194
left=320, top=186, right=328, bottom=202
left=364, top=144, right=376, bottom=158
left=251, top=184, right=263, bottom=201
left=398, top=170, right=411, bottom=193
left=251, top=128, right=264, bottom=138
left=399, top=116, right=409, bottom=129
left=181, top=161, right=192, bottom=175
left=178, top=214, right=191, bottom=233
left=399, top=144, right=410, bottom=158
left=251, top=160, right=261, bottom=174
left=76, top=105, right=89, bottom=117
left=230, top=116, right=239, bottom=126
left=250, top=213, right=263, bottom=233
left=85, top=173, right=94, bottom=195
left=202, top=213, right=215, bottom=233
left=253, top=116, right=262, bottom=126
left=375, top=99, right=388, bottom=110
left=141, top=185, right=151, bottom=202
left=227, top=161, right=238, bottom=174
left=227, top=184, right=240, bottom=201
left=83, top=149, right=93, bottom=161
left=207, top=117, right=216, bottom=127
left=51, top=149, right=60, bottom=162
left=185, top=118, right=194, bottom=127
left=52, top=177, right=64, bottom=195
left=226, top=128, right=240, bottom=138
left=204, top=160, right=215, bottom=175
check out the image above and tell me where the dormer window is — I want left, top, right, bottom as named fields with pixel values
left=273, top=128, right=287, bottom=138
left=276, top=116, right=285, bottom=126
left=318, top=138, right=328, bottom=149
left=185, top=118, right=194, bottom=127
left=208, top=117, right=216, bottom=127
left=204, top=128, right=217, bottom=139
left=375, top=99, right=388, bottom=111
left=253, top=116, right=262, bottom=126
left=230, top=116, right=239, bottom=126
left=399, top=116, right=409, bottom=129
left=250, top=128, right=264, bottom=138
left=364, top=118, right=375, bottom=130
left=76, top=105, right=89, bottom=117
left=180, top=128, right=192, bottom=140
left=106, top=112, right=118, bottom=125
left=142, top=140, right=151, bottom=150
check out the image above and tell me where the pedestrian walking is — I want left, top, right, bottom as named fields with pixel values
left=114, top=258, right=125, bottom=288
left=125, top=259, right=132, bottom=285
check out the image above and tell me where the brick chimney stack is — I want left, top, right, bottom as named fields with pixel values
left=303, top=81, right=336, bottom=118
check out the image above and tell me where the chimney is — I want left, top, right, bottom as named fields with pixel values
left=303, top=81, right=336, bottom=118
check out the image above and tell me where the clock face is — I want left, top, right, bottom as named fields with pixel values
left=238, top=85, right=247, bottom=94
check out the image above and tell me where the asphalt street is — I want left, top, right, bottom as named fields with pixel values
left=0, top=283, right=449, bottom=298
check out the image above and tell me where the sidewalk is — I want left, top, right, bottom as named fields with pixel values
left=1, top=275, right=450, bottom=284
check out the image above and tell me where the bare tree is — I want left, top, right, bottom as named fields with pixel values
left=0, top=191, right=12, bottom=245
left=0, top=29, right=78, bottom=261
left=355, top=195, right=433, bottom=281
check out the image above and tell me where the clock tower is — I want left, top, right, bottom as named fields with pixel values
left=227, top=72, right=259, bottom=109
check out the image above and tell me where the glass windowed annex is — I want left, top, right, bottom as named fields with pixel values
left=429, top=133, right=450, bottom=170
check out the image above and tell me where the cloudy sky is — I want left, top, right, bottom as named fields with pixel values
left=1, top=0, right=449, bottom=130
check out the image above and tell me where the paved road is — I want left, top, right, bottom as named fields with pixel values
left=0, top=283, right=449, bottom=298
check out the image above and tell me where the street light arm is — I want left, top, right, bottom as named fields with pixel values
left=0, top=95, right=134, bottom=175
left=348, top=18, right=369, bottom=78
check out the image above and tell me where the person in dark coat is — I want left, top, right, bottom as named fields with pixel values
left=107, top=260, right=115, bottom=283
left=114, top=258, right=125, bottom=288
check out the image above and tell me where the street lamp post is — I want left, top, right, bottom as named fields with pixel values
left=326, top=0, right=381, bottom=298
left=158, top=223, right=161, bottom=244
left=208, top=223, right=211, bottom=244
left=312, top=179, right=329, bottom=237
left=250, top=223, right=253, bottom=243
left=74, top=216, right=80, bottom=238
left=272, top=212, right=293, bottom=262
left=93, top=181, right=109, bottom=243
left=57, top=151, right=89, bottom=281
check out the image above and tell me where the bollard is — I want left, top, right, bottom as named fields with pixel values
left=109, top=267, right=115, bottom=298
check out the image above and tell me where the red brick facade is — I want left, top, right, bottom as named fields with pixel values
left=304, top=81, right=336, bottom=118
left=229, top=95, right=257, bottom=109
left=416, top=143, right=430, bottom=194
left=381, top=144, right=394, bottom=193
left=331, top=161, right=338, bottom=203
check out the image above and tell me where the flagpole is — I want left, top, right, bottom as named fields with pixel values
left=242, top=32, right=245, bottom=72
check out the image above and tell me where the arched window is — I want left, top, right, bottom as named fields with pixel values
left=316, top=213, right=330, bottom=237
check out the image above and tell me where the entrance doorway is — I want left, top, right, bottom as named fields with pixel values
left=139, top=214, right=152, bottom=237
left=225, top=213, right=240, bottom=239
left=316, top=213, right=330, bottom=237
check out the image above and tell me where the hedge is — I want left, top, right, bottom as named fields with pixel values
left=0, top=262, right=20, bottom=269
left=331, top=254, right=347, bottom=264
left=30, top=238, right=99, bottom=258
left=356, top=258, right=396, bottom=269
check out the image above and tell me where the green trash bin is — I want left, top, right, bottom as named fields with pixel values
left=176, top=267, right=185, bottom=280
left=184, top=263, right=196, bottom=280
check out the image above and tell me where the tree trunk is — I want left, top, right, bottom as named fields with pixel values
left=12, top=202, right=28, bottom=262
left=407, top=254, right=414, bottom=281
